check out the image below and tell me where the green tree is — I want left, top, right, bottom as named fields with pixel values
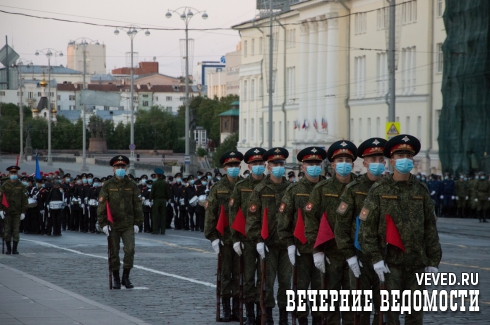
left=212, top=132, right=238, bottom=167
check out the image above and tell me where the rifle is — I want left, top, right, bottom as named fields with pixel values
left=108, top=234, right=112, bottom=290
left=291, top=248, right=297, bottom=325
left=260, top=257, right=266, bottom=325
left=216, top=249, right=222, bottom=322
left=239, top=252, right=244, bottom=325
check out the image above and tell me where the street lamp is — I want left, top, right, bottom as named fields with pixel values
left=69, top=37, right=99, bottom=172
left=13, top=59, right=33, bottom=163
left=166, top=7, right=208, bottom=176
left=35, top=48, right=64, bottom=166
left=114, top=25, right=150, bottom=176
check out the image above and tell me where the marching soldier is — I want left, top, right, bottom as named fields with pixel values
left=194, top=178, right=206, bottom=232
left=455, top=175, right=468, bottom=218
left=88, top=177, right=102, bottom=233
left=334, top=137, right=388, bottom=325
left=98, top=155, right=143, bottom=289
left=246, top=147, right=291, bottom=325
left=277, top=146, right=327, bottom=325
left=72, top=176, right=84, bottom=231
left=165, top=176, right=174, bottom=230
left=46, top=180, right=64, bottom=236
left=360, top=134, right=442, bottom=324
left=150, top=168, right=171, bottom=234
left=205, top=150, right=244, bottom=322
left=25, top=177, right=38, bottom=234
left=60, top=173, right=72, bottom=231
left=172, top=173, right=183, bottom=230
left=0, top=166, right=28, bottom=254
left=304, top=140, right=358, bottom=325
left=441, top=174, right=455, bottom=217
left=141, top=179, right=152, bottom=233
left=475, top=172, right=490, bottom=222
left=229, top=147, right=267, bottom=324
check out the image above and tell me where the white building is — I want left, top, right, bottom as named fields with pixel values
left=66, top=41, right=107, bottom=75
left=193, top=61, right=225, bottom=88
left=233, top=0, right=446, bottom=173
left=207, top=44, right=242, bottom=98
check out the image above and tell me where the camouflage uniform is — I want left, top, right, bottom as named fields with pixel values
left=97, top=175, right=143, bottom=270
left=277, top=176, right=322, bottom=320
left=305, top=173, right=357, bottom=325
left=360, top=174, right=442, bottom=325
left=229, top=176, right=263, bottom=304
left=204, top=176, right=241, bottom=298
left=150, top=178, right=171, bottom=234
left=246, top=175, right=291, bottom=309
left=0, top=180, right=28, bottom=243
left=335, top=174, right=380, bottom=325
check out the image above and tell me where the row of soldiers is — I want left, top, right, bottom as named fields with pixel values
left=204, top=134, right=442, bottom=325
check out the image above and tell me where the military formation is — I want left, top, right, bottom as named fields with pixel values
left=204, top=134, right=445, bottom=325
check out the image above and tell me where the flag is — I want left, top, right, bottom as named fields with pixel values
left=15, top=155, right=19, bottom=166
left=1, top=193, right=9, bottom=209
left=313, top=212, right=335, bottom=248
left=302, top=120, right=306, bottom=129
left=385, top=214, right=405, bottom=252
left=294, top=120, right=298, bottom=130
left=35, top=155, right=41, bottom=180
left=106, top=201, right=113, bottom=223
left=216, top=205, right=229, bottom=236
left=313, top=119, right=318, bottom=130
left=354, top=215, right=361, bottom=251
left=321, top=118, right=327, bottom=130
left=261, top=207, right=269, bottom=240
left=232, top=207, right=247, bottom=237
left=293, top=208, right=307, bottom=244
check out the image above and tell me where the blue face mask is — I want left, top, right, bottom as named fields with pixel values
left=464, top=178, right=468, bottom=181
left=152, top=178, right=157, bottom=182
left=202, top=181, right=208, bottom=186
left=77, top=180, right=82, bottom=185
left=93, top=182, right=99, bottom=187
left=148, top=185, right=152, bottom=189
left=481, top=176, right=486, bottom=180
left=306, top=165, right=322, bottom=178
left=368, top=163, right=385, bottom=177
left=141, top=179, right=147, bottom=185
left=335, top=162, right=352, bottom=177
left=65, top=178, right=71, bottom=182
left=271, top=166, right=285, bottom=178
left=227, top=167, right=240, bottom=178
left=190, top=180, right=195, bottom=185
left=115, top=169, right=126, bottom=178
left=88, top=178, right=93, bottom=184
left=10, top=175, right=18, bottom=181
left=22, top=181, right=28, bottom=186
left=216, top=177, right=221, bottom=181
left=251, top=165, right=265, bottom=176
left=176, top=178, right=182, bottom=183
left=82, top=178, right=87, bottom=184
left=207, top=175, right=212, bottom=180
left=394, top=158, right=414, bottom=174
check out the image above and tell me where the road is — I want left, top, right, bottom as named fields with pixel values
left=0, top=217, right=488, bottom=324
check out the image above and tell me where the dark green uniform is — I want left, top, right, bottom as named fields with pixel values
left=475, top=177, right=490, bottom=221
left=204, top=176, right=240, bottom=298
left=360, top=174, right=442, bottom=324
left=1, top=180, right=28, bottom=243
left=246, top=175, right=291, bottom=309
left=229, top=176, right=263, bottom=304
left=454, top=179, right=468, bottom=217
left=305, top=174, right=357, bottom=325
left=97, top=176, right=143, bottom=270
left=277, top=176, right=322, bottom=320
left=150, top=178, right=171, bottom=234
left=335, top=174, right=380, bottom=325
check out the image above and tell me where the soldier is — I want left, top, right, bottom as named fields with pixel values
left=98, top=155, right=143, bottom=289
left=150, top=168, right=171, bottom=234
left=46, top=180, right=65, bottom=236
left=334, top=137, right=387, bottom=325
left=246, top=147, right=291, bottom=325
left=186, top=175, right=198, bottom=231
left=0, top=166, right=28, bottom=254
left=455, top=175, right=468, bottom=218
left=141, top=179, right=152, bottom=233
left=475, top=172, right=490, bottom=222
left=288, top=171, right=296, bottom=183
left=171, top=173, right=183, bottom=230
left=360, top=134, right=442, bottom=324
left=195, top=178, right=206, bottom=232
left=87, top=177, right=102, bottom=233
left=60, top=173, right=72, bottom=231
left=71, top=176, right=84, bottom=231
left=440, top=173, right=455, bottom=217
left=277, top=146, right=327, bottom=325
left=304, top=140, right=358, bottom=325
left=229, top=147, right=267, bottom=324
left=205, top=150, right=244, bottom=322
left=25, top=177, right=38, bottom=234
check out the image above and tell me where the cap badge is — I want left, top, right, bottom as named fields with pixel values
left=373, top=139, right=380, bottom=145
left=311, top=148, right=317, bottom=153
left=254, top=149, right=260, bottom=154
left=402, top=136, right=410, bottom=142
left=118, top=156, right=123, bottom=160
left=340, top=141, right=348, bottom=147
left=230, top=152, right=235, bottom=156
left=274, top=148, right=281, bottom=153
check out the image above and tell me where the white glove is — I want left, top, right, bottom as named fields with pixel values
left=466, top=196, right=468, bottom=200
left=102, top=225, right=111, bottom=236
left=256, top=242, right=268, bottom=259
left=488, top=197, right=490, bottom=201
left=134, top=225, right=139, bottom=233
left=425, top=266, right=438, bottom=274
left=233, top=242, right=244, bottom=256
left=431, top=191, right=436, bottom=196
left=0, top=211, right=5, bottom=219
left=212, top=239, right=221, bottom=254
left=373, top=260, right=390, bottom=282
left=82, top=204, right=85, bottom=209
left=439, top=195, right=444, bottom=199
left=451, top=196, right=455, bottom=200
left=20, top=213, right=25, bottom=220
left=313, top=252, right=326, bottom=273
left=287, top=245, right=300, bottom=266
left=475, top=198, right=478, bottom=202
left=347, top=256, right=361, bottom=278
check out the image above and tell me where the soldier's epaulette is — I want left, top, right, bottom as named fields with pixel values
left=295, top=193, right=310, bottom=197
left=261, top=194, right=274, bottom=198
left=217, top=190, right=229, bottom=194
left=324, top=193, right=339, bottom=198
left=354, top=191, right=368, bottom=196
left=381, top=195, right=398, bottom=200
left=240, top=188, right=253, bottom=192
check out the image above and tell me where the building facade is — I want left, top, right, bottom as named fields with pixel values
left=207, top=44, right=242, bottom=98
left=67, top=42, right=107, bottom=75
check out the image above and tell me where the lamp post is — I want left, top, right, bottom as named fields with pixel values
left=14, top=59, right=33, bottom=163
left=114, top=25, right=150, bottom=176
left=69, top=38, right=100, bottom=172
left=166, top=7, right=208, bottom=176
left=35, top=48, right=64, bottom=166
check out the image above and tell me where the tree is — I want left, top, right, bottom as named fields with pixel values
left=212, top=132, right=238, bottom=167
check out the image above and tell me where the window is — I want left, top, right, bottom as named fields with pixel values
left=350, top=118, right=354, bottom=140
left=377, top=52, right=388, bottom=96
left=244, top=40, right=248, bottom=57
left=358, top=118, right=363, bottom=142
left=251, top=79, right=255, bottom=101
left=251, top=118, right=255, bottom=140
left=417, top=116, right=422, bottom=139
left=272, top=122, right=275, bottom=142
left=155, top=96, right=158, bottom=101
left=376, top=117, right=381, bottom=137
left=377, top=8, right=388, bottom=30
left=104, top=106, right=109, bottom=111
left=38, top=92, right=42, bottom=97
left=251, top=39, right=255, bottom=56
left=437, top=43, right=443, bottom=73
left=57, top=105, right=61, bottom=110
left=57, top=95, right=61, bottom=100
left=50, top=92, right=54, bottom=97
left=243, top=119, right=247, bottom=140
left=402, top=0, right=417, bottom=24
left=401, top=46, right=416, bottom=95
left=166, top=106, right=172, bottom=112
left=437, top=0, right=444, bottom=17
left=69, top=95, right=76, bottom=100
left=259, top=78, right=264, bottom=98
left=119, top=106, right=124, bottom=110
left=166, top=96, right=172, bottom=101
left=243, top=80, right=248, bottom=101
left=367, top=118, right=371, bottom=138
left=259, top=37, right=263, bottom=54
left=286, top=29, right=296, bottom=48
left=406, top=116, right=411, bottom=134
left=286, top=67, right=296, bottom=100
left=259, top=118, right=263, bottom=140
left=143, top=101, right=149, bottom=107
left=179, top=96, right=186, bottom=101
left=142, top=94, right=149, bottom=98
left=354, top=56, right=366, bottom=98
left=28, top=92, right=33, bottom=99
left=278, top=121, right=282, bottom=141
left=354, top=12, right=367, bottom=35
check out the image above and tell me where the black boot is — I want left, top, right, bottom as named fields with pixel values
left=231, top=295, right=240, bottom=321
left=266, top=307, right=274, bottom=325
left=222, top=297, right=231, bottom=322
left=5, top=241, right=12, bottom=255
left=12, top=241, right=19, bottom=254
left=121, top=268, right=134, bottom=289
left=112, top=270, right=121, bottom=289
left=255, top=303, right=262, bottom=325
left=245, top=302, right=255, bottom=325
left=279, top=307, right=288, bottom=325
left=298, top=316, right=308, bottom=325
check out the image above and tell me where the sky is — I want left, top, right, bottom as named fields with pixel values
left=0, top=0, right=257, bottom=77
